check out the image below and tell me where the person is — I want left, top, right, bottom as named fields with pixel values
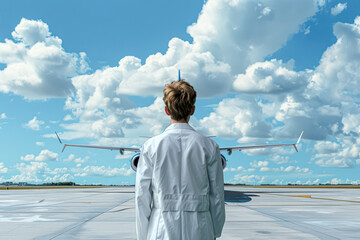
left=135, top=80, right=225, bottom=240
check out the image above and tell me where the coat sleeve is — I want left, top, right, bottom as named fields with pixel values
left=207, top=144, right=225, bottom=238
left=135, top=147, right=153, bottom=240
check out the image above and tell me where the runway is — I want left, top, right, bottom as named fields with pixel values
left=0, top=186, right=359, bottom=239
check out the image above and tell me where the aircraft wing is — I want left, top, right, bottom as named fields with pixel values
left=61, top=144, right=140, bottom=153
left=219, top=131, right=303, bottom=155
left=55, top=132, right=140, bottom=154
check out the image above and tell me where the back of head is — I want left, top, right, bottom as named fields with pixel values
left=163, top=80, right=197, bottom=121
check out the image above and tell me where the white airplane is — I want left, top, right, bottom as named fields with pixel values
left=56, top=70, right=303, bottom=171
left=56, top=131, right=303, bottom=172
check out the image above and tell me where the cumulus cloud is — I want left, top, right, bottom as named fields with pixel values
left=23, top=116, right=44, bottom=131
left=255, top=164, right=309, bottom=173
left=9, top=162, right=48, bottom=183
left=63, top=154, right=88, bottom=165
left=312, top=136, right=360, bottom=168
left=314, top=141, right=339, bottom=154
left=188, top=0, right=318, bottom=73
left=73, top=165, right=133, bottom=177
left=315, top=158, right=354, bottom=168
left=44, top=174, right=73, bottom=183
left=0, top=18, right=89, bottom=99
left=250, top=160, right=269, bottom=168
left=223, top=166, right=244, bottom=172
left=231, top=174, right=265, bottom=184
left=233, top=59, right=308, bottom=94
left=197, top=97, right=271, bottom=139
left=0, top=162, right=8, bottom=173
left=0, top=113, right=7, bottom=119
left=331, top=3, right=347, bottom=16
left=63, top=114, right=73, bottom=121
left=57, top=0, right=319, bottom=142
left=234, top=16, right=360, bottom=145
left=21, top=149, right=58, bottom=162
left=7, top=162, right=71, bottom=183
left=36, top=142, right=45, bottom=147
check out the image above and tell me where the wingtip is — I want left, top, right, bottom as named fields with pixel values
left=296, top=131, right=304, bottom=144
left=293, top=144, right=299, bottom=152
left=55, top=131, right=63, bottom=145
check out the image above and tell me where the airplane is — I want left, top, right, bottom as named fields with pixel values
left=55, top=70, right=303, bottom=171
left=56, top=131, right=303, bottom=172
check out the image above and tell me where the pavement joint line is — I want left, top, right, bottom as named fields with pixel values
left=263, top=193, right=360, bottom=204
left=242, top=205, right=341, bottom=240
left=48, top=196, right=134, bottom=240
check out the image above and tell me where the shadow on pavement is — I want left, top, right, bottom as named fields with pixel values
left=224, top=190, right=259, bottom=203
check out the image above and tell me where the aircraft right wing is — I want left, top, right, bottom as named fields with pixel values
left=219, top=131, right=303, bottom=155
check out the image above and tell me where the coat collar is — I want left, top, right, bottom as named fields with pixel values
left=164, top=123, right=195, bottom=132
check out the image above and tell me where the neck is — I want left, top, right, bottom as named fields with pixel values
left=171, top=118, right=188, bottom=124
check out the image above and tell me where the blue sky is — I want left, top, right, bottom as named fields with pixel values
left=1, top=0, right=360, bottom=185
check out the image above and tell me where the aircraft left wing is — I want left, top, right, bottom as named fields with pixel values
left=219, top=131, right=303, bottom=155
left=55, top=132, right=140, bottom=154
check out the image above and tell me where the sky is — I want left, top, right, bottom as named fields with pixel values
left=1, top=0, right=360, bottom=185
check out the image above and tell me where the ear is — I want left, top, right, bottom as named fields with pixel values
left=190, top=106, right=195, bottom=116
left=165, top=106, right=171, bottom=116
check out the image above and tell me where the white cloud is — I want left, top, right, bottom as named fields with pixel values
left=6, top=162, right=72, bottom=183
left=0, top=162, right=8, bottom=173
left=73, top=165, right=134, bottom=177
left=331, top=3, right=347, bottom=16
left=21, top=154, right=35, bottom=162
left=35, top=150, right=58, bottom=161
left=250, top=160, right=269, bottom=168
left=21, top=149, right=58, bottom=162
left=23, top=116, right=44, bottom=131
left=256, top=165, right=309, bottom=173
left=315, top=159, right=354, bottom=168
left=223, top=166, right=244, bottom=172
left=46, top=167, right=68, bottom=175
left=233, top=59, right=308, bottom=94
left=0, top=18, right=89, bottom=99
left=330, top=178, right=342, bottom=184
left=197, top=97, right=271, bottom=139
left=187, top=0, right=318, bottom=73
left=271, top=155, right=289, bottom=164
left=0, top=113, right=7, bottom=119
left=313, top=137, right=360, bottom=168
left=63, top=114, right=73, bottom=121
left=9, top=162, right=48, bottom=183
left=232, top=174, right=265, bottom=184
left=57, top=0, right=319, bottom=142
left=44, top=174, right=74, bottom=183
left=314, top=141, right=339, bottom=154
left=36, top=142, right=45, bottom=147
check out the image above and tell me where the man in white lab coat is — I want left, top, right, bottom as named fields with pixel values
left=136, top=80, right=225, bottom=240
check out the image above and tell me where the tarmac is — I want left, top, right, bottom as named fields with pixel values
left=0, top=186, right=359, bottom=239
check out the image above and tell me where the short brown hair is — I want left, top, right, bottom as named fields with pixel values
left=163, top=80, right=197, bottom=121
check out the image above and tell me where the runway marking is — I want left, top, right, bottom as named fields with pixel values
left=290, top=195, right=311, bottom=198
left=266, top=193, right=360, bottom=204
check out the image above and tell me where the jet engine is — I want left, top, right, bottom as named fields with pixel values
left=130, top=153, right=140, bottom=172
left=220, top=154, right=227, bottom=169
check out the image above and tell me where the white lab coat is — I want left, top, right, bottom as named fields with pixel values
left=136, top=123, right=225, bottom=240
